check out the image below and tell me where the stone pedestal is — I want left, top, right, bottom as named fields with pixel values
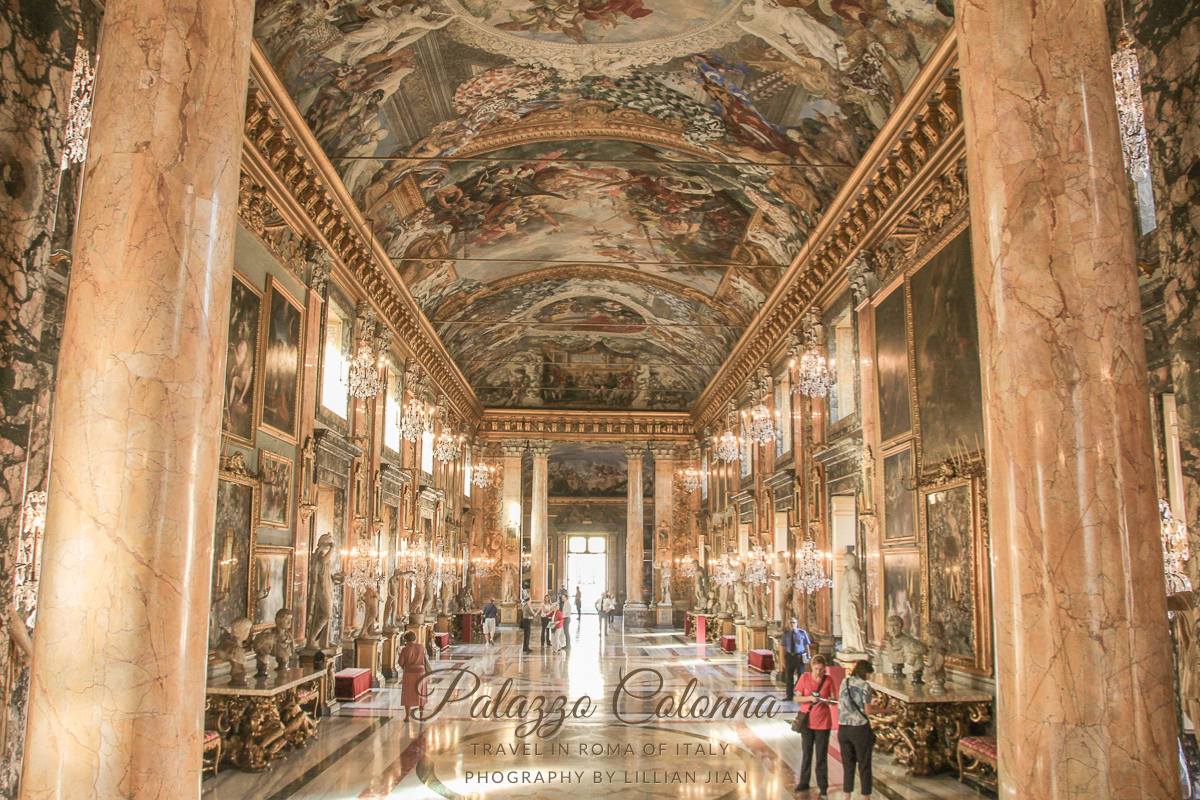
left=655, top=604, right=674, bottom=628
left=623, top=602, right=651, bottom=630
left=957, top=0, right=1179, bottom=794
left=355, top=637, right=382, bottom=687
left=380, top=631, right=400, bottom=679
left=500, top=602, right=518, bottom=625
left=19, top=1, right=256, bottom=797
left=435, top=613, right=451, bottom=634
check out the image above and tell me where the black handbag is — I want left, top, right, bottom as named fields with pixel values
left=790, top=675, right=827, bottom=733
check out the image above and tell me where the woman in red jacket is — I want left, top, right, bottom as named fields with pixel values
left=794, top=654, right=837, bottom=797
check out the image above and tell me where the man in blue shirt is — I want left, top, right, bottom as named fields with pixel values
left=481, top=597, right=500, bottom=645
left=780, top=617, right=811, bottom=701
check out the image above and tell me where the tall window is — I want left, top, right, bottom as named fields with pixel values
left=421, top=427, right=434, bottom=475
left=464, top=445, right=472, bottom=498
left=321, top=301, right=350, bottom=418
left=384, top=363, right=402, bottom=452
left=828, top=309, right=857, bottom=424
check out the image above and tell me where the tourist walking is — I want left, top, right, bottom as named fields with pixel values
left=552, top=605, right=566, bottom=651
left=481, top=596, right=499, bottom=645
left=574, top=587, right=582, bottom=617
left=520, top=597, right=534, bottom=653
left=781, top=617, right=811, bottom=701
left=838, top=659, right=880, bottom=798
left=602, top=592, right=615, bottom=632
left=397, top=630, right=432, bottom=722
left=793, top=654, right=837, bottom=798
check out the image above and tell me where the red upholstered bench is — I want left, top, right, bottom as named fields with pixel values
left=334, top=668, right=372, bottom=702
left=433, top=631, right=450, bottom=650
left=748, top=649, right=774, bottom=672
left=720, top=634, right=737, bottom=653
left=957, top=736, right=997, bottom=789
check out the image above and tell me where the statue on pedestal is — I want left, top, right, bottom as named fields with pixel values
left=884, top=614, right=927, bottom=682
left=253, top=608, right=295, bottom=676
left=838, top=550, right=867, bottom=654
left=501, top=561, right=518, bottom=603
left=382, top=569, right=404, bottom=631
left=213, top=617, right=253, bottom=686
left=925, top=619, right=949, bottom=693
left=306, top=534, right=343, bottom=650
left=358, top=583, right=380, bottom=639
left=657, top=560, right=673, bottom=605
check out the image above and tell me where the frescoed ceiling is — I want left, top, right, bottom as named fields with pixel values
left=253, top=0, right=953, bottom=411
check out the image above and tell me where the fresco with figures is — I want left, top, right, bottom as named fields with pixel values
left=254, top=0, right=952, bottom=408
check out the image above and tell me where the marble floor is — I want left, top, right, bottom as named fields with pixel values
left=203, top=616, right=987, bottom=800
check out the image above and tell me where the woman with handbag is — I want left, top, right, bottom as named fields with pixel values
left=838, top=659, right=880, bottom=797
left=397, top=630, right=432, bottom=722
left=792, top=654, right=837, bottom=797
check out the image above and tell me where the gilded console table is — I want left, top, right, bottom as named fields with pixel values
left=206, top=668, right=325, bottom=772
left=867, top=676, right=993, bottom=776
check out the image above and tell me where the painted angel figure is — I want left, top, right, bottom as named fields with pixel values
left=737, top=0, right=845, bottom=71
left=321, top=5, right=456, bottom=66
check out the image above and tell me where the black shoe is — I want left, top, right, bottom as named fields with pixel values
left=522, top=648, right=533, bottom=653
left=794, top=786, right=808, bottom=793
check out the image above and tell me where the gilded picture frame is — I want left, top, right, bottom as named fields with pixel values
left=248, top=545, right=294, bottom=631
left=258, top=449, right=294, bottom=530
left=221, top=270, right=262, bottom=448
left=257, top=275, right=305, bottom=444
left=209, top=471, right=259, bottom=649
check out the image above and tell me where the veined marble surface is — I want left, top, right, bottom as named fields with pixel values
left=203, top=616, right=982, bottom=800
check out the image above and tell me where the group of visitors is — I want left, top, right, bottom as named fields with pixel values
left=594, top=590, right=616, bottom=631
left=515, top=587, right=577, bottom=653
left=791, top=652, right=880, bottom=799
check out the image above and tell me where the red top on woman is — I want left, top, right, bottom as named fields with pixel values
left=795, top=672, right=838, bottom=730
left=552, top=609, right=564, bottom=629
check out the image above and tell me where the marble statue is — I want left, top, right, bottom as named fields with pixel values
left=884, top=614, right=927, bottom=680
left=252, top=608, right=294, bottom=676
left=657, top=560, right=673, bottom=605
left=382, top=569, right=404, bottom=631
left=839, top=550, right=867, bottom=654
left=925, top=620, right=949, bottom=693
left=501, top=561, right=518, bottom=603
left=306, top=534, right=343, bottom=649
left=409, top=573, right=426, bottom=624
left=693, top=569, right=709, bottom=612
left=213, top=617, right=253, bottom=686
left=359, top=583, right=380, bottom=638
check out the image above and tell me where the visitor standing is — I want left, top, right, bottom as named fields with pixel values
left=552, top=604, right=566, bottom=652
left=781, top=617, right=811, bottom=700
left=520, top=597, right=534, bottom=653
left=602, top=593, right=615, bottom=632
left=574, top=587, right=582, bottom=617
left=838, top=659, right=880, bottom=798
left=560, top=593, right=572, bottom=648
left=481, top=597, right=499, bottom=645
left=539, top=594, right=555, bottom=648
left=793, top=654, right=837, bottom=798
left=397, top=630, right=431, bottom=722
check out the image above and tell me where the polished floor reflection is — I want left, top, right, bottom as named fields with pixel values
left=203, top=616, right=979, bottom=799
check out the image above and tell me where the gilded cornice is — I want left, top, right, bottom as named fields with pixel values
left=477, top=409, right=697, bottom=442
left=694, top=30, right=963, bottom=426
left=242, top=43, right=482, bottom=424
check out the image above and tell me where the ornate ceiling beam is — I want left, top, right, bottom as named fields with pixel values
left=243, top=42, right=482, bottom=424
left=476, top=409, right=698, bottom=443
left=693, top=30, right=963, bottom=426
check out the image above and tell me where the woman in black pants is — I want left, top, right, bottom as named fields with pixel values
left=837, top=659, right=880, bottom=798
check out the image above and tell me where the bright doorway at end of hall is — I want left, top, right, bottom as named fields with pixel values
left=567, top=535, right=607, bottom=614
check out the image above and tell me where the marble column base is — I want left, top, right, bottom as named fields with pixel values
left=623, top=602, right=651, bottom=630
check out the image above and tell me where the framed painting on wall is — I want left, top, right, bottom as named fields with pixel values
left=882, top=548, right=922, bottom=640
left=922, top=480, right=976, bottom=663
left=259, top=450, right=294, bottom=530
left=258, top=275, right=304, bottom=443
left=209, top=473, right=258, bottom=649
left=221, top=271, right=261, bottom=447
left=250, top=547, right=293, bottom=629
left=910, top=226, right=986, bottom=466
left=882, top=445, right=917, bottom=544
left=874, top=285, right=912, bottom=444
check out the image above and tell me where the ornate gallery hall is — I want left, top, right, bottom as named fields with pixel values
left=1, top=0, right=1197, bottom=798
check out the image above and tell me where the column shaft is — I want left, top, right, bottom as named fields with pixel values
left=624, top=443, right=646, bottom=624
left=957, top=1, right=1178, bottom=796
left=650, top=444, right=676, bottom=607
left=21, top=0, right=254, bottom=797
left=529, top=441, right=551, bottom=602
left=500, top=441, right=525, bottom=601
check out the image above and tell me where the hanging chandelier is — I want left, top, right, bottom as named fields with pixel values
left=792, top=314, right=834, bottom=398
left=400, top=396, right=428, bottom=442
left=677, top=465, right=702, bottom=492
left=741, top=546, right=773, bottom=587
left=433, top=406, right=463, bottom=462
left=1161, top=499, right=1190, bottom=593
left=399, top=547, right=431, bottom=579
left=344, top=537, right=383, bottom=590
left=471, top=461, right=496, bottom=488
left=471, top=554, right=498, bottom=578
left=676, top=554, right=698, bottom=579
left=432, top=554, right=460, bottom=583
left=713, top=400, right=742, bottom=462
left=747, top=368, right=775, bottom=445
left=347, top=337, right=384, bottom=400
left=710, top=553, right=741, bottom=588
left=792, top=538, right=833, bottom=594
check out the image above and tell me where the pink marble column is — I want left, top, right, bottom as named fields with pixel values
left=20, top=0, right=254, bottom=797
left=528, top=440, right=551, bottom=602
left=624, top=442, right=648, bottom=626
left=500, top=441, right=525, bottom=601
left=957, top=2, right=1179, bottom=797
left=649, top=443, right=676, bottom=607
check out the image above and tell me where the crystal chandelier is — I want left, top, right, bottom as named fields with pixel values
left=713, top=400, right=741, bottom=462
left=677, top=465, right=702, bottom=492
left=710, top=553, right=740, bottom=588
left=792, top=314, right=834, bottom=398
left=471, top=461, right=496, bottom=488
left=433, top=408, right=463, bottom=462
left=792, top=538, right=833, bottom=594
left=347, top=337, right=384, bottom=400
left=1161, top=499, right=1190, bottom=593
left=400, top=547, right=431, bottom=579
left=344, top=537, right=383, bottom=590
left=676, top=554, right=698, bottom=579
left=471, top=554, right=498, bottom=578
left=747, top=368, right=775, bottom=445
left=400, top=395, right=428, bottom=442
left=741, top=546, right=773, bottom=587
left=432, top=554, right=460, bottom=583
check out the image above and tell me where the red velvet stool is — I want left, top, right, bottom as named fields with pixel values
left=720, top=634, right=737, bottom=653
left=748, top=649, right=774, bottom=672
left=334, top=667, right=372, bottom=702
left=434, top=631, right=451, bottom=650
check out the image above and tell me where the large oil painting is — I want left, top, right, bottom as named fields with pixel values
left=883, top=446, right=916, bottom=543
left=259, top=450, right=294, bottom=530
left=911, top=228, right=985, bottom=465
left=548, top=444, right=628, bottom=497
left=222, top=272, right=261, bottom=446
left=874, top=286, right=911, bottom=443
left=209, top=475, right=257, bottom=649
left=882, top=549, right=921, bottom=640
left=924, top=482, right=976, bottom=660
left=252, top=0, right=953, bottom=409
left=259, top=277, right=304, bottom=442
left=251, top=548, right=292, bottom=628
